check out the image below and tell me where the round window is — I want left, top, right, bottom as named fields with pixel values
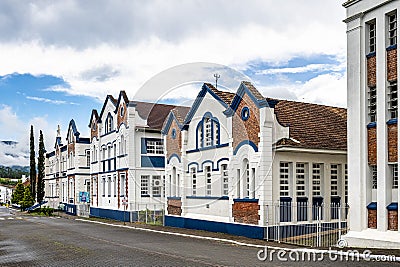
left=241, top=107, right=250, bottom=121
left=120, top=106, right=125, bottom=117
left=171, top=128, right=177, bottom=139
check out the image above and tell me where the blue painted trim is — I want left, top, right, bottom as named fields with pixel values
left=164, top=216, right=265, bottom=240
left=233, top=140, right=258, bottom=155
left=195, top=112, right=220, bottom=150
left=280, top=197, right=292, bottom=202
left=167, top=197, right=181, bottom=200
left=387, top=118, right=398, bottom=125
left=100, top=129, right=116, bottom=138
left=366, top=52, right=376, bottom=58
left=241, top=106, right=250, bottom=121
left=387, top=44, right=397, bottom=51
left=167, top=153, right=181, bottom=164
left=187, top=162, right=199, bottom=173
left=186, top=143, right=229, bottom=154
left=171, top=128, right=177, bottom=139
left=201, top=160, right=214, bottom=170
left=141, top=194, right=150, bottom=197
left=224, top=82, right=268, bottom=117
left=215, top=158, right=229, bottom=170
left=267, top=99, right=279, bottom=108
left=161, top=112, right=185, bottom=135
left=98, top=95, right=117, bottom=120
left=141, top=156, right=165, bottom=168
left=233, top=198, right=259, bottom=203
left=61, top=146, right=67, bottom=152
left=90, top=207, right=131, bottom=222
left=367, top=202, right=376, bottom=210
left=367, top=122, right=377, bottom=128
left=387, top=202, right=398, bottom=211
left=183, top=83, right=229, bottom=125
left=186, top=196, right=229, bottom=200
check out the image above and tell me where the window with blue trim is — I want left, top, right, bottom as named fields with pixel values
left=197, top=113, right=220, bottom=149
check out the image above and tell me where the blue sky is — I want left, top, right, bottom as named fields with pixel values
left=0, top=0, right=346, bottom=166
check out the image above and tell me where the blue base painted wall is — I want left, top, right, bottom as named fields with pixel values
left=90, top=207, right=134, bottom=222
left=165, top=215, right=265, bottom=239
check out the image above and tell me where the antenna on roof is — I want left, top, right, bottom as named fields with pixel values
left=213, top=73, right=220, bottom=89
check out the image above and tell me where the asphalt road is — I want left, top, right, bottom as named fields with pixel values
left=0, top=206, right=398, bottom=266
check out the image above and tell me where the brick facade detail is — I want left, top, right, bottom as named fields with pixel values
left=387, top=49, right=398, bottom=82
left=67, top=142, right=75, bottom=155
left=368, top=209, right=377, bottom=229
left=388, top=124, right=398, bottom=162
left=167, top=199, right=182, bottom=216
left=117, top=102, right=128, bottom=130
left=232, top=201, right=260, bottom=225
left=232, top=93, right=260, bottom=150
left=388, top=210, right=398, bottom=231
left=367, top=55, right=376, bottom=87
left=91, top=122, right=98, bottom=140
left=166, top=119, right=182, bottom=160
left=367, top=127, right=377, bottom=165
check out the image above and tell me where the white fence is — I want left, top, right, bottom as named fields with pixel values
left=264, top=202, right=349, bottom=247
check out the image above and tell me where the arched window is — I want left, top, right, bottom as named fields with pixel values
left=196, top=113, right=220, bottom=149
left=105, top=113, right=114, bottom=134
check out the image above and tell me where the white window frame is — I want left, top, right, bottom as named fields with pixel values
left=204, top=117, right=212, bottom=147
left=191, top=167, right=197, bottom=196
left=369, top=21, right=376, bottom=53
left=388, top=81, right=398, bottom=119
left=141, top=175, right=149, bottom=196
left=371, top=165, right=377, bottom=189
left=369, top=86, right=377, bottom=122
left=312, top=163, right=322, bottom=196
left=330, top=164, right=339, bottom=196
left=120, top=173, right=126, bottom=197
left=296, top=163, right=307, bottom=197
left=389, top=12, right=397, bottom=46
left=391, top=163, right=398, bottom=189
left=280, top=162, right=290, bottom=197
left=146, top=140, right=163, bottom=155
left=205, top=166, right=212, bottom=196
left=221, top=164, right=228, bottom=196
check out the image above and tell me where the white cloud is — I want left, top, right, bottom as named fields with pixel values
left=0, top=0, right=346, bottom=103
left=26, top=96, right=78, bottom=105
left=0, top=105, right=56, bottom=166
left=256, top=63, right=345, bottom=75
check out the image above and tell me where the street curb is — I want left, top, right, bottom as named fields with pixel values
left=75, top=218, right=400, bottom=262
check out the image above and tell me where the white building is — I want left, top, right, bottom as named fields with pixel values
left=44, top=121, right=91, bottom=214
left=0, top=185, right=13, bottom=204
left=343, top=0, right=400, bottom=248
left=88, top=91, right=177, bottom=221
left=163, top=82, right=348, bottom=236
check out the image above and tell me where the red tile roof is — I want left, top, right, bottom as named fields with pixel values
left=134, top=101, right=181, bottom=130
left=205, top=83, right=235, bottom=105
left=273, top=100, right=347, bottom=151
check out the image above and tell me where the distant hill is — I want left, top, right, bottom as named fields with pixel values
left=0, top=141, right=18, bottom=146
left=0, top=165, right=29, bottom=179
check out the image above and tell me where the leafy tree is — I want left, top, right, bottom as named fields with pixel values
left=21, top=185, right=34, bottom=210
left=11, top=181, right=24, bottom=204
left=37, top=130, right=45, bottom=203
left=29, top=125, right=36, bottom=201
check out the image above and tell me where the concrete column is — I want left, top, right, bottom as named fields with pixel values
left=376, top=14, right=390, bottom=232
left=347, top=16, right=368, bottom=232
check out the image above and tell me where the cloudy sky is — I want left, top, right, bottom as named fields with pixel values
left=0, top=0, right=346, bottom=166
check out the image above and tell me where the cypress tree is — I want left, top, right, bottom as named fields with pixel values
left=29, top=125, right=36, bottom=201
left=11, top=181, right=24, bottom=204
left=37, top=130, right=45, bottom=203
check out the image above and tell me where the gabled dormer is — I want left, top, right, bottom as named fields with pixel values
left=88, top=109, right=99, bottom=140
left=115, top=91, right=129, bottom=130
left=161, top=106, right=190, bottom=163
left=54, top=125, right=63, bottom=149
left=183, top=83, right=234, bottom=126
left=224, top=81, right=269, bottom=155
left=98, top=95, right=117, bottom=136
